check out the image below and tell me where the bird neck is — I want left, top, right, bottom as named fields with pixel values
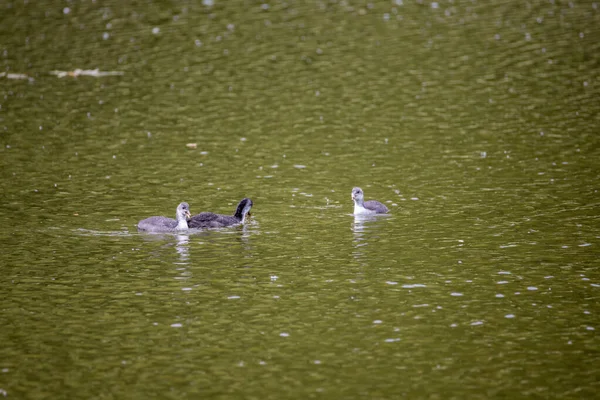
left=176, top=217, right=188, bottom=230
left=234, top=206, right=245, bottom=220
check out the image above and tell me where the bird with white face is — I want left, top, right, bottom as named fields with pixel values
left=137, top=202, right=192, bottom=232
left=351, top=187, right=389, bottom=215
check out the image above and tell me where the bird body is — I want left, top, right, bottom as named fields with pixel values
left=188, top=198, right=253, bottom=229
left=137, top=202, right=191, bottom=232
left=351, top=187, right=389, bottom=215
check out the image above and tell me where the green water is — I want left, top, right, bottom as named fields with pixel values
left=1, top=1, right=599, bottom=398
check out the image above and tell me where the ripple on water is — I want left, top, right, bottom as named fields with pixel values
left=75, top=228, right=135, bottom=237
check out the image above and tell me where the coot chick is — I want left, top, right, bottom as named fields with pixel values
left=188, top=198, right=253, bottom=229
left=137, top=202, right=191, bottom=232
left=351, top=187, right=389, bottom=215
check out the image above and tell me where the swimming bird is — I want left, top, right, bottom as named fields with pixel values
left=188, top=198, right=253, bottom=229
left=137, top=202, right=191, bottom=232
left=351, top=187, right=389, bottom=215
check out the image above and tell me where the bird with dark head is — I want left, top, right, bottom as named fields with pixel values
left=188, top=198, right=253, bottom=229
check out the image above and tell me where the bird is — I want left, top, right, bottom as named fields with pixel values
left=351, top=187, right=389, bottom=215
left=188, top=198, right=253, bottom=229
left=137, top=202, right=192, bottom=232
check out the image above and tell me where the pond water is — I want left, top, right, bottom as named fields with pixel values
left=1, top=1, right=599, bottom=398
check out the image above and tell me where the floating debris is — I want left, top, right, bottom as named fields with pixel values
left=0, top=72, right=30, bottom=80
left=50, top=69, right=124, bottom=78
left=186, top=143, right=198, bottom=149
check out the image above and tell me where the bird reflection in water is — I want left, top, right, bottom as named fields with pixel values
left=239, top=223, right=255, bottom=247
left=351, top=214, right=390, bottom=261
left=174, top=233, right=190, bottom=262
left=173, top=233, right=193, bottom=284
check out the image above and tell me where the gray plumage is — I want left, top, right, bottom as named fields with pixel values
left=137, top=202, right=191, bottom=232
left=188, top=198, right=253, bottom=229
left=351, top=187, right=389, bottom=215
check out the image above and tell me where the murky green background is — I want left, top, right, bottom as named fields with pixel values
left=1, top=0, right=599, bottom=398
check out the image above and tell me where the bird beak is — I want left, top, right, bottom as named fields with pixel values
left=185, top=211, right=191, bottom=219
left=351, top=194, right=355, bottom=200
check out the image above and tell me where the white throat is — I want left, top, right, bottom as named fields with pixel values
left=353, top=201, right=375, bottom=215
left=176, top=218, right=188, bottom=230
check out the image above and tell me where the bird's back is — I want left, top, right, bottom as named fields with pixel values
left=364, top=200, right=389, bottom=214
left=188, top=212, right=239, bottom=228
left=137, top=216, right=177, bottom=232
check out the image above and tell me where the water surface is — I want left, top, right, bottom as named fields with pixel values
left=1, top=1, right=599, bottom=398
